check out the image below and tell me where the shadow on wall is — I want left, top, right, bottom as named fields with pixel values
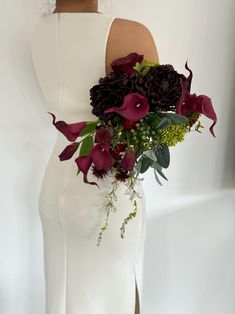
left=142, top=190, right=235, bottom=314
left=221, top=58, right=235, bottom=189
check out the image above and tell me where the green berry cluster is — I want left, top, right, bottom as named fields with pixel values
left=129, top=117, right=160, bottom=150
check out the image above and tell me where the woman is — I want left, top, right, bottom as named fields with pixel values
left=30, top=0, right=159, bottom=313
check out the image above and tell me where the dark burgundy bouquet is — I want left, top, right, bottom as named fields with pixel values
left=48, top=53, right=217, bottom=246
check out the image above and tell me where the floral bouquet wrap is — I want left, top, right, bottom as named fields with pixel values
left=48, top=52, right=217, bottom=246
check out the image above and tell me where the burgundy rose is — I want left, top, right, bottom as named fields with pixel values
left=90, top=143, right=114, bottom=170
left=104, top=93, right=149, bottom=122
left=111, top=52, right=144, bottom=75
left=120, top=148, right=135, bottom=171
left=48, top=112, right=87, bottom=142
left=59, top=142, right=79, bottom=161
left=75, top=155, right=99, bottom=188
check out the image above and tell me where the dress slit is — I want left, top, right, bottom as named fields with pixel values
left=134, top=266, right=141, bottom=314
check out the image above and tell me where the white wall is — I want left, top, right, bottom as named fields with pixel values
left=0, top=0, right=234, bottom=314
left=143, top=190, right=235, bottom=314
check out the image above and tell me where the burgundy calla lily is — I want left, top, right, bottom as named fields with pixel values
left=48, top=112, right=87, bottom=142
left=120, top=149, right=136, bottom=171
left=176, top=79, right=217, bottom=137
left=104, top=93, right=149, bottom=122
left=75, top=155, right=99, bottom=188
left=59, top=142, right=79, bottom=161
left=111, top=52, right=144, bottom=75
left=187, top=94, right=217, bottom=137
left=180, top=61, right=193, bottom=92
left=90, top=143, right=114, bottom=170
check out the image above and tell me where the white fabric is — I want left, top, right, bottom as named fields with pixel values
left=30, top=12, right=146, bottom=314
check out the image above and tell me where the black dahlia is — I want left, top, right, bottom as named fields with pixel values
left=89, top=72, right=135, bottom=122
left=89, top=64, right=183, bottom=120
left=142, top=65, right=182, bottom=112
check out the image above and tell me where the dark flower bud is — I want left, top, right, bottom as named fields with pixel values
left=110, top=143, right=127, bottom=161
left=120, top=149, right=135, bottom=171
left=59, top=142, right=79, bottom=161
left=111, top=52, right=144, bottom=75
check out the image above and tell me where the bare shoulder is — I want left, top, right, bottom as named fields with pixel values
left=106, top=17, right=159, bottom=75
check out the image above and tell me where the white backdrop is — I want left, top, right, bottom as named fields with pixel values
left=0, top=0, right=235, bottom=313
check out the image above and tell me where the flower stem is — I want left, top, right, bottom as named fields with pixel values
left=77, top=130, right=95, bottom=145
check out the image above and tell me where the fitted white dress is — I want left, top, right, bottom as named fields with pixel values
left=30, top=12, right=146, bottom=314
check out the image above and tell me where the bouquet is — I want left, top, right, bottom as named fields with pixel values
left=48, top=52, right=217, bottom=246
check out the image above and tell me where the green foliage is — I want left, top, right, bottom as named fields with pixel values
left=140, top=156, right=152, bottom=173
left=157, top=112, right=189, bottom=130
left=135, top=157, right=143, bottom=176
left=79, top=121, right=98, bottom=137
left=135, top=146, right=145, bottom=159
left=152, top=161, right=168, bottom=181
left=146, top=113, right=161, bottom=128
left=79, top=135, right=94, bottom=156
left=143, top=149, right=157, bottom=161
left=154, top=144, right=170, bottom=168
left=158, top=112, right=189, bottom=124
left=134, top=144, right=170, bottom=186
left=153, top=168, right=162, bottom=186
left=157, top=117, right=172, bottom=129
left=133, top=60, right=160, bottom=77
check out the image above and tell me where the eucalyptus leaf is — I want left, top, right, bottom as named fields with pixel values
left=147, top=113, right=161, bottom=127
left=143, top=149, right=157, bottom=161
left=140, top=157, right=152, bottom=173
left=157, top=117, right=172, bottom=129
left=153, top=169, right=162, bottom=186
left=135, top=157, right=143, bottom=176
left=152, top=161, right=168, bottom=181
left=79, top=121, right=98, bottom=137
left=155, top=144, right=170, bottom=168
left=158, top=112, right=189, bottom=124
left=79, top=135, right=94, bottom=156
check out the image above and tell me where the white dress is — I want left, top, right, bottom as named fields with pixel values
left=30, top=12, right=146, bottom=314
